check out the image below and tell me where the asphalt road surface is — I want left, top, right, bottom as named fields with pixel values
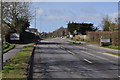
left=29, top=38, right=119, bottom=79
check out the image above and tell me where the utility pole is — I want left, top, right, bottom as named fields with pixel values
left=35, top=8, right=36, bottom=29
left=0, top=0, right=3, bottom=78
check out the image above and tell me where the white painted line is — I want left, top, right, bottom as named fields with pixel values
left=59, top=46, right=75, bottom=55
left=102, top=52, right=118, bottom=58
left=84, top=59, right=92, bottom=64
left=67, top=50, right=75, bottom=55
left=118, top=76, right=120, bottom=77
left=81, top=51, right=115, bottom=63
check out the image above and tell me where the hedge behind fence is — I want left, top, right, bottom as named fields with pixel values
left=87, top=30, right=119, bottom=46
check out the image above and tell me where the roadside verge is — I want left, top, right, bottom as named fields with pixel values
left=66, top=38, right=119, bottom=56
left=3, top=42, right=15, bottom=54
left=2, top=43, right=35, bottom=79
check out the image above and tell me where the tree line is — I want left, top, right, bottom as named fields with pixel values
left=67, top=15, right=118, bottom=36
left=67, top=22, right=98, bottom=35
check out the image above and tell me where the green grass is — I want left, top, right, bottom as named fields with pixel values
left=69, top=38, right=120, bottom=50
left=69, top=38, right=79, bottom=41
left=3, top=42, right=15, bottom=53
left=2, top=43, right=34, bottom=78
left=86, top=41, right=99, bottom=44
left=106, top=52, right=120, bottom=56
left=103, top=45, right=120, bottom=50
left=67, top=41, right=82, bottom=45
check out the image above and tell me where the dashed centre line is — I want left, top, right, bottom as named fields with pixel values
left=67, top=50, right=93, bottom=64
left=67, top=50, right=75, bottom=55
left=60, top=46, right=93, bottom=64
left=84, top=59, right=92, bottom=64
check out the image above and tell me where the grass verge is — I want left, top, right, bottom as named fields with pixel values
left=103, top=45, right=120, bottom=50
left=2, top=43, right=34, bottom=79
left=3, top=42, right=15, bottom=53
left=106, top=52, right=120, bottom=56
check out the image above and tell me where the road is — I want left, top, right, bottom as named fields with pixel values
left=29, top=38, right=119, bottom=79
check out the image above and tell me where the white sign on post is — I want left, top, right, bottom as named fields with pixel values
left=10, top=33, right=20, bottom=40
left=100, top=38, right=110, bottom=42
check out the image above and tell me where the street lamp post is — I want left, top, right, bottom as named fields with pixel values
left=34, top=7, right=47, bottom=33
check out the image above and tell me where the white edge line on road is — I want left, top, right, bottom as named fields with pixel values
left=84, top=59, right=92, bottom=64
left=102, top=52, right=118, bottom=58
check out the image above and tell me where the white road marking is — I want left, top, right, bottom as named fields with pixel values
left=84, top=59, right=92, bottom=64
left=102, top=52, right=118, bottom=58
left=60, top=46, right=75, bottom=55
left=67, top=50, right=75, bottom=55
left=81, top=51, right=115, bottom=63
left=118, top=76, right=120, bottom=77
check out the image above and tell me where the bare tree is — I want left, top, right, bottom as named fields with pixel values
left=101, top=15, right=118, bottom=31
left=101, top=15, right=111, bottom=31
left=2, top=2, right=32, bottom=32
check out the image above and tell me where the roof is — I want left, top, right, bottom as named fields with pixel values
left=26, top=28, right=37, bottom=30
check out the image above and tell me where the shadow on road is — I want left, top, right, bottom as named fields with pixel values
left=28, top=46, right=36, bottom=80
left=27, top=41, right=119, bottom=80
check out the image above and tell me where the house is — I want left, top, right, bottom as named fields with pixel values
left=26, top=28, right=38, bottom=33
left=26, top=28, right=39, bottom=35
left=2, top=21, right=11, bottom=41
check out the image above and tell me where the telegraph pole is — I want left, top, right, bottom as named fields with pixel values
left=0, top=0, right=3, bottom=79
left=35, top=8, right=36, bottom=29
left=0, top=0, right=3, bottom=71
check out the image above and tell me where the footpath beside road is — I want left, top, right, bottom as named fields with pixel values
left=3, top=44, right=25, bottom=63
left=65, top=38, right=119, bottom=55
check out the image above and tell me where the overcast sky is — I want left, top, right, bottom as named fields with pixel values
left=30, top=2, right=118, bottom=33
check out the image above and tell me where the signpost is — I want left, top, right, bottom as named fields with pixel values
left=100, top=38, right=110, bottom=43
left=100, top=38, right=111, bottom=46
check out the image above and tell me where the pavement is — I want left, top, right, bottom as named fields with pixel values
left=29, top=37, right=119, bottom=79
left=3, top=44, right=25, bottom=63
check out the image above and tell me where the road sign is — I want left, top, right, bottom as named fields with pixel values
left=100, top=38, right=111, bottom=46
left=10, top=33, right=20, bottom=40
left=100, top=38, right=110, bottom=42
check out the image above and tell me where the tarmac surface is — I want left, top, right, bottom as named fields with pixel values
left=29, top=38, right=119, bottom=79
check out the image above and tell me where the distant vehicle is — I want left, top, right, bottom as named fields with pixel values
left=39, top=35, right=44, bottom=38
